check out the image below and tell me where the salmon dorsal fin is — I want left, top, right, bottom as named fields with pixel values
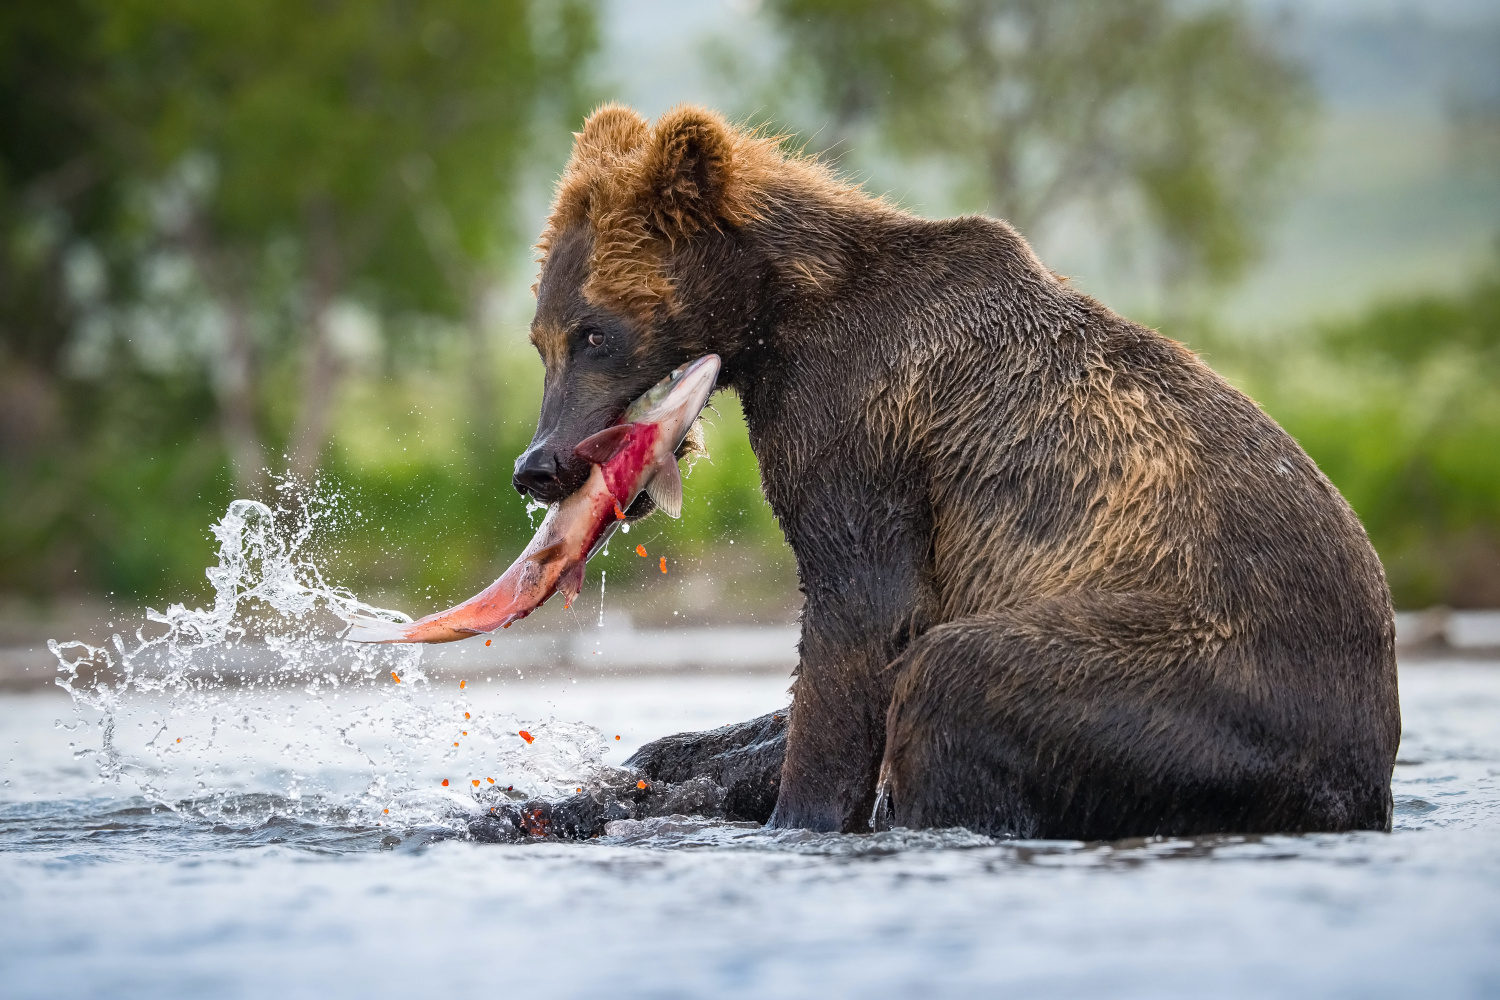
left=573, top=424, right=636, bottom=466
left=645, top=459, right=683, bottom=518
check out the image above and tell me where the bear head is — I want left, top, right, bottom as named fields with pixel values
left=513, top=103, right=851, bottom=503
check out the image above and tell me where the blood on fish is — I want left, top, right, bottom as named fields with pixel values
left=342, top=357, right=719, bottom=648
left=659, top=556, right=667, bottom=573
left=519, top=730, right=534, bottom=744
left=635, top=544, right=647, bottom=557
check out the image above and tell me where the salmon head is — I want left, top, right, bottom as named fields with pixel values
left=571, top=353, right=721, bottom=520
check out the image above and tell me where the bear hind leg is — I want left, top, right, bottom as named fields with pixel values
left=878, top=596, right=1369, bottom=840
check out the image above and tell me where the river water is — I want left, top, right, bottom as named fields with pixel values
left=1, top=501, right=1498, bottom=997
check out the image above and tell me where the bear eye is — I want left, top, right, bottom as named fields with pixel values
left=587, top=331, right=604, bottom=348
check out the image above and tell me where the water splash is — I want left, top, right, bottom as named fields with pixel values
left=47, top=493, right=606, bottom=831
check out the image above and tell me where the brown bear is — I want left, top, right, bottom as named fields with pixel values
left=509, top=103, right=1400, bottom=840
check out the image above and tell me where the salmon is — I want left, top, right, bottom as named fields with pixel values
left=342, top=354, right=721, bottom=644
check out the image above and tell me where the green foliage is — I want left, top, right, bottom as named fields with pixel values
left=2, top=0, right=600, bottom=508
left=0, top=1, right=1494, bottom=619
left=0, top=0, right=118, bottom=373
left=96, top=0, right=594, bottom=308
left=0, top=0, right=607, bottom=606
left=1243, top=255, right=1500, bottom=607
left=763, top=0, right=1312, bottom=288
left=0, top=359, right=229, bottom=598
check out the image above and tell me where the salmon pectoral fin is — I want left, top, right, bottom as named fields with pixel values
left=557, top=560, right=586, bottom=604
left=573, top=424, right=636, bottom=466
left=645, top=460, right=683, bottom=518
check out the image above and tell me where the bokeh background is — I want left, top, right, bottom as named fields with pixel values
left=2, top=0, right=1498, bottom=629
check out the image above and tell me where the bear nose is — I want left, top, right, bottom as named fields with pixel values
left=512, top=447, right=565, bottom=502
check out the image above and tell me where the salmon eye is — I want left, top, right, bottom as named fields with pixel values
left=587, top=331, right=604, bottom=347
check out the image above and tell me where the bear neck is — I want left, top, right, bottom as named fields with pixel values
left=712, top=184, right=1054, bottom=452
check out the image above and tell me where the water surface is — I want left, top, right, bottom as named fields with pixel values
left=2, top=664, right=1498, bottom=999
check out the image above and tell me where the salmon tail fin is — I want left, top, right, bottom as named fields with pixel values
left=645, top=459, right=683, bottom=518
left=574, top=424, right=636, bottom=465
left=342, top=615, right=414, bottom=644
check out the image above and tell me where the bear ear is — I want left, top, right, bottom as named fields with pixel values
left=574, top=104, right=650, bottom=162
left=641, top=106, right=739, bottom=242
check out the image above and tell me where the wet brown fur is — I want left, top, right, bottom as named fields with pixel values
left=517, top=104, right=1401, bottom=839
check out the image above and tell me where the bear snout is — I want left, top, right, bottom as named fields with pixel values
left=512, top=444, right=589, bottom=503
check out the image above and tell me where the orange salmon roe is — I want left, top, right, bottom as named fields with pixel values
left=472, top=779, right=480, bottom=786
left=519, top=730, right=534, bottom=744
left=614, top=502, right=626, bottom=520
left=659, top=556, right=667, bottom=573
left=637, top=780, right=647, bottom=789
left=441, top=779, right=449, bottom=787
left=487, top=777, right=495, bottom=784
left=460, top=679, right=467, bottom=688
left=635, top=544, right=647, bottom=557
left=391, top=672, right=400, bottom=684
left=615, top=735, right=620, bottom=740
left=464, top=712, right=470, bottom=719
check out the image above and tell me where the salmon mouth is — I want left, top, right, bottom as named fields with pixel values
left=629, top=354, right=721, bottom=430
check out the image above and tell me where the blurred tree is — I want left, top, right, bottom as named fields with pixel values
left=763, top=0, right=1312, bottom=299
left=90, top=0, right=596, bottom=490
left=0, top=0, right=600, bottom=600
left=0, top=0, right=117, bottom=459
